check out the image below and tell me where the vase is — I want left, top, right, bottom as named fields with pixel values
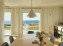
left=39, top=41, right=44, bottom=46
left=39, top=41, right=42, bottom=46
left=39, top=37, right=43, bottom=46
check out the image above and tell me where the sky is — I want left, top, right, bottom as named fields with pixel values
left=4, top=12, right=11, bottom=21
left=4, top=12, right=40, bottom=21
left=23, top=13, right=40, bottom=20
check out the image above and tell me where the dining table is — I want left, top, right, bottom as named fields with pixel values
left=11, top=34, right=54, bottom=46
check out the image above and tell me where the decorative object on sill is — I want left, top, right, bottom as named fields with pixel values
left=27, top=0, right=36, bottom=18
left=36, top=31, right=45, bottom=46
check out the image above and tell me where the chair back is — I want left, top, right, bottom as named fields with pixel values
left=28, top=31, right=34, bottom=34
left=50, top=36, right=55, bottom=43
left=1, top=42, right=9, bottom=46
left=58, top=42, right=63, bottom=46
left=9, top=36, right=14, bottom=44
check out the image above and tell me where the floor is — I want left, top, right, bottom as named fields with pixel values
left=54, top=38, right=61, bottom=46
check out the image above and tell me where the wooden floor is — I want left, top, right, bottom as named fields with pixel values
left=54, top=38, right=61, bottom=46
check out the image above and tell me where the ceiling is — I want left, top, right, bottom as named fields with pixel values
left=4, top=0, right=63, bottom=7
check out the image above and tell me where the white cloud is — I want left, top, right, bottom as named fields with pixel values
left=23, top=13, right=40, bottom=20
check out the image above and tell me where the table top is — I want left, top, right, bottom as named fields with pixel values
left=11, top=34, right=54, bottom=46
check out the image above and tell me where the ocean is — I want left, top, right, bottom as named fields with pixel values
left=4, top=20, right=39, bottom=25
left=23, top=20, right=39, bottom=24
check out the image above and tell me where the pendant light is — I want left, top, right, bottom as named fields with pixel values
left=27, top=0, right=36, bottom=18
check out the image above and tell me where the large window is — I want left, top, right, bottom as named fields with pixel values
left=23, top=12, right=40, bottom=34
left=4, top=12, right=11, bottom=43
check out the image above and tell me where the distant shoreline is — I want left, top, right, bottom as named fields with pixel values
left=4, top=20, right=39, bottom=30
left=4, top=20, right=39, bottom=25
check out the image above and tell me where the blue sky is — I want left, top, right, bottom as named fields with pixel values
left=4, top=12, right=40, bottom=21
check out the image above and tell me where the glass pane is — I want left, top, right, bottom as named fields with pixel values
left=23, top=12, right=40, bottom=34
left=4, top=12, right=11, bottom=44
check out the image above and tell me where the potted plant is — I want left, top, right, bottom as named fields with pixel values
left=36, top=31, right=45, bottom=46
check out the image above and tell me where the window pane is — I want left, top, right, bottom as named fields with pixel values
left=4, top=12, right=11, bottom=44
left=23, top=12, right=40, bottom=34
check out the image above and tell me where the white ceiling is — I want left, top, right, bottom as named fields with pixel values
left=4, top=0, right=63, bottom=7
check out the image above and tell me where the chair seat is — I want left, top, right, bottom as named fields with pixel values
left=9, top=36, right=14, bottom=44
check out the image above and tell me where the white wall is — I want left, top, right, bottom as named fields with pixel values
left=0, top=0, right=4, bottom=45
left=42, top=7, right=63, bottom=35
left=11, top=8, right=42, bottom=37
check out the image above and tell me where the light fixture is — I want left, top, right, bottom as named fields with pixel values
left=27, top=0, right=36, bottom=18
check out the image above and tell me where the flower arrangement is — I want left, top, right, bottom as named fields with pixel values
left=36, top=31, right=45, bottom=42
left=36, top=31, right=47, bottom=46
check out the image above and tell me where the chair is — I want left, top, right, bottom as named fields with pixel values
left=50, top=35, right=55, bottom=44
left=58, top=42, right=63, bottom=46
left=54, top=26, right=61, bottom=38
left=28, top=31, right=34, bottom=34
left=54, top=26, right=58, bottom=38
left=9, top=36, right=14, bottom=44
left=1, top=42, right=9, bottom=46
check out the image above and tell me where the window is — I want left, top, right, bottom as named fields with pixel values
left=4, top=12, right=11, bottom=43
left=23, top=12, right=40, bottom=34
